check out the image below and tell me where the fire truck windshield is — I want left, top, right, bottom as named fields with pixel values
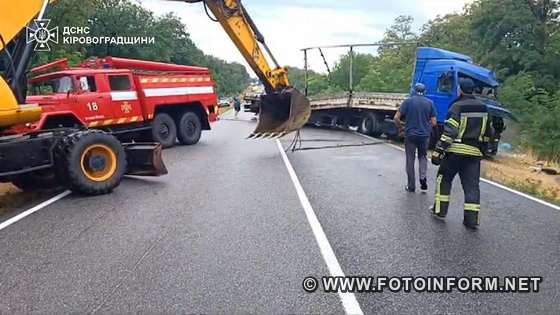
left=29, top=76, right=74, bottom=95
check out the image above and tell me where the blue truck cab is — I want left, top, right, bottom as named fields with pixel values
left=412, top=47, right=511, bottom=154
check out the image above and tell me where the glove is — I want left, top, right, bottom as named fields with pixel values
left=431, top=149, right=445, bottom=166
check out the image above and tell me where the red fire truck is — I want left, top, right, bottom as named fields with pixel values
left=6, top=57, right=219, bottom=148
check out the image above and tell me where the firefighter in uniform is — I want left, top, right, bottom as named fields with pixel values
left=430, top=77, right=493, bottom=229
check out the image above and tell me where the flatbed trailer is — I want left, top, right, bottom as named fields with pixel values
left=308, top=92, right=408, bottom=138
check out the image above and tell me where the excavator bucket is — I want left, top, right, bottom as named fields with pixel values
left=248, top=88, right=311, bottom=139
left=123, top=143, right=168, bottom=176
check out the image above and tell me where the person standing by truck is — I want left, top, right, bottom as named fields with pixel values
left=394, top=83, right=437, bottom=193
left=232, top=96, right=241, bottom=118
left=430, top=78, right=494, bottom=229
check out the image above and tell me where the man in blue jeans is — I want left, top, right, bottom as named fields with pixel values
left=394, top=83, right=437, bottom=192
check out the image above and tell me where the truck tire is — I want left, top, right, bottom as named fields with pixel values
left=151, top=113, right=177, bottom=148
left=359, top=112, right=383, bottom=137
left=177, top=111, right=202, bottom=145
left=54, top=130, right=126, bottom=195
left=11, top=170, right=59, bottom=192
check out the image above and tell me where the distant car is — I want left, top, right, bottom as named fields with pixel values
left=219, top=98, right=231, bottom=107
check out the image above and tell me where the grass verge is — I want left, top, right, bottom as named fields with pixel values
left=481, top=155, right=560, bottom=206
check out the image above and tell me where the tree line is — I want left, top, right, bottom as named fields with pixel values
left=34, top=0, right=250, bottom=97
left=288, top=1, right=560, bottom=161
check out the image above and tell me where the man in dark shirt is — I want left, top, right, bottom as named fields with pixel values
left=394, top=83, right=437, bottom=192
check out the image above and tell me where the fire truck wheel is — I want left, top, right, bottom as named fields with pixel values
left=152, top=113, right=177, bottom=148
left=55, top=130, right=126, bottom=195
left=177, top=111, right=202, bottom=145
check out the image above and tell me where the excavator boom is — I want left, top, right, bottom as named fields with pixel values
left=175, top=0, right=311, bottom=138
left=0, top=0, right=46, bottom=128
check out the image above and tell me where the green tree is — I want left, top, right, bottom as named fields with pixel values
left=469, top=0, right=560, bottom=79
left=501, top=73, right=560, bottom=160
left=286, top=66, right=332, bottom=95
left=286, top=66, right=310, bottom=91
left=419, top=13, right=474, bottom=56
left=33, top=0, right=96, bottom=66
left=357, top=15, right=417, bottom=92
left=205, top=56, right=250, bottom=96
left=307, top=74, right=333, bottom=95
left=329, top=52, right=376, bottom=90
left=381, top=15, right=417, bottom=44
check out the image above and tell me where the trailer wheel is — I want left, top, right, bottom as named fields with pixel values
left=359, top=112, right=383, bottom=137
left=151, top=113, right=177, bottom=148
left=55, top=130, right=126, bottom=195
left=177, top=111, right=202, bottom=145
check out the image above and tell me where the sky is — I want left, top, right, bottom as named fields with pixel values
left=139, top=0, right=473, bottom=74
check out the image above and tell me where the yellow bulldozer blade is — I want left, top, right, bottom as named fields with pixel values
left=248, top=88, right=311, bottom=139
left=123, top=143, right=168, bottom=176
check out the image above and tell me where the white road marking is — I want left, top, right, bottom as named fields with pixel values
left=480, top=178, right=560, bottom=211
left=0, top=190, right=71, bottom=232
left=276, top=140, right=364, bottom=315
left=355, top=132, right=560, bottom=211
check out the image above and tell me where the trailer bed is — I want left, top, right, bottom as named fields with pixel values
left=310, top=92, right=408, bottom=112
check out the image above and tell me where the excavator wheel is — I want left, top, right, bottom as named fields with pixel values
left=55, top=130, right=126, bottom=195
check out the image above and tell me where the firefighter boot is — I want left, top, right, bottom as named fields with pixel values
left=430, top=204, right=447, bottom=220
left=463, top=209, right=480, bottom=229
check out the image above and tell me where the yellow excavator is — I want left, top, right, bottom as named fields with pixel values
left=0, top=0, right=310, bottom=194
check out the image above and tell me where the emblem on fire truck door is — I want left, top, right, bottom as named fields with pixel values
left=121, top=101, right=132, bottom=114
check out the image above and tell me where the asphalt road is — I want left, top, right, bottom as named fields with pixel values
left=0, top=111, right=558, bottom=314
